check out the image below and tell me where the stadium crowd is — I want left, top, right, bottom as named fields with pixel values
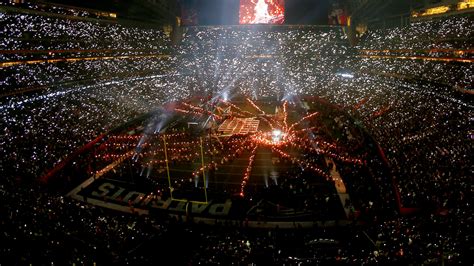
left=354, top=15, right=473, bottom=88
left=357, top=16, right=473, bottom=50
left=0, top=178, right=165, bottom=264
left=0, top=10, right=171, bottom=96
left=0, top=12, right=169, bottom=59
left=0, top=5, right=472, bottom=265
left=174, top=25, right=350, bottom=98
left=0, top=1, right=114, bottom=19
left=1, top=58, right=172, bottom=93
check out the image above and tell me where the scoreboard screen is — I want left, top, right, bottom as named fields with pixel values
left=239, top=0, right=285, bottom=25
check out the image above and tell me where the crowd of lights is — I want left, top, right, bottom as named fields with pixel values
left=0, top=54, right=170, bottom=68
left=0, top=6, right=471, bottom=263
left=0, top=8, right=470, bottom=219
left=359, top=54, right=473, bottom=64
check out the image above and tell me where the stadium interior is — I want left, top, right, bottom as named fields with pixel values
left=0, top=0, right=472, bottom=264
